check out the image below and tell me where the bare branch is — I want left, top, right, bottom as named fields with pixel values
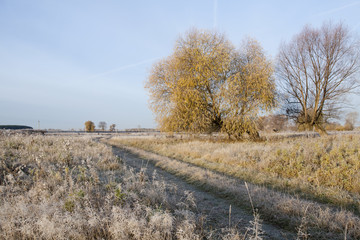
left=277, top=22, right=360, bottom=134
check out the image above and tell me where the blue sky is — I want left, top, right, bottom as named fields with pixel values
left=1, top=0, right=360, bottom=130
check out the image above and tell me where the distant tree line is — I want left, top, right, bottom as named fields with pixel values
left=0, top=125, right=33, bottom=130
left=84, top=121, right=116, bottom=132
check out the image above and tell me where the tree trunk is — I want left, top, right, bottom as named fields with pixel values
left=314, top=124, right=328, bottom=136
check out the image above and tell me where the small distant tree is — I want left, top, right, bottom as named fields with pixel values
left=98, top=121, right=107, bottom=131
left=109, top=124, right=116, bottom=131
left=344, top=111, right=359, bottom=130
left=85, top=121, right=95, bottom=132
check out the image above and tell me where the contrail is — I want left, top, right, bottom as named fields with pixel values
left=88, top=57, right=160, bottom=80
left=316, top=1, right=360, bottom=16
left=213, top=0, right=218, bottom=28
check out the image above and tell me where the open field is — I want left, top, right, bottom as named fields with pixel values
left=2, top=130, right=360, bottom=239
left=108, top=133, right=360, bottom=239
left=0, top=132, right=268, bottom=239
left=109, top=134, right=360, bottom=208
left=0, top=133, right=201, bottom=239
left=110, top=142, right=295, bottom=239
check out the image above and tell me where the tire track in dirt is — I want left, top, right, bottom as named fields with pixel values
left=109, top=143, right=296, bottom=240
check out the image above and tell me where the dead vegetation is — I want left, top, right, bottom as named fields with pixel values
left=2, top=131, right=359, bottom=239
left=1, top=133, right=248, bottom=239
left=109, top=133, right=360, bottom=239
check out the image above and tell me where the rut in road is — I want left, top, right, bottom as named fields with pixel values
left=110, top=144, right=295, bottom=240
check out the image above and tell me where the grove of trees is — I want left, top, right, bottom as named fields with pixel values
left=146, top=29, right=276, bottom=139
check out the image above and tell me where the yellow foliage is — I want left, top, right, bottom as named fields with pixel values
left=84, top=121, right=95, bottom=132
left=146, top=29, right=276, bottom=139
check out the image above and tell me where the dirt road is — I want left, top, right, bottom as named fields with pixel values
left=109, top=143, right=296, bottom=239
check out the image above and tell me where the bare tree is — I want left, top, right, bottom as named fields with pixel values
left=98, top=121, right=107, bottom=131
left=109, top=124, right=116, bottom=132
left=277, top=22, right=360, bottom=135
left=344, top=111, right=359, bottom=130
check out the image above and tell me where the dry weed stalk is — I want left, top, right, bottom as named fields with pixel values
left=244, top=182, right=263, bottom=240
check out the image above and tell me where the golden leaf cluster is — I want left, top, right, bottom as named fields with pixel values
left=146, top=29, right=276, bottom=139
left=84, top=121, right=95, bottom=132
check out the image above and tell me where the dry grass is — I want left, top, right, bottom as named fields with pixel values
left=109, top=134, right=360, bottom=239
left=110, top=135, right=360, bottom=210
left=0, top=132, right=246, bottom=239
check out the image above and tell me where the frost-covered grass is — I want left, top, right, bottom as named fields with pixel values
left=0, top=133, right=245, bottom=239
left=111, top=135, right=360, bottom=210
left=109, top=134, right=360, bottom=239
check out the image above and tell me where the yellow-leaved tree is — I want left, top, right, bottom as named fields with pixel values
left=146, top=29, right=276, bottom=139
left=84, top=121, right=95, bottom=132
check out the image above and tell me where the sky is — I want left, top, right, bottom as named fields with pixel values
left=1, top=0, right=360, bottom=130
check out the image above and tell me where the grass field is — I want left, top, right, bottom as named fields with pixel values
left=2, top=133, right=244, bottom=239
left=2, top=131, right=360, bottom=239
left=109, top=133, right=360, bottom=239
